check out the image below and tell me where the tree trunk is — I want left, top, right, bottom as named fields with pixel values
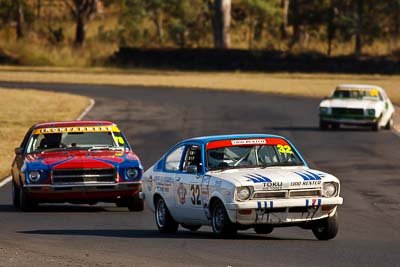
left=36, top=0, right=42, bottom=18
left=16, top=0, right=24, bottom=40
left=154, top=11, right=164, bottom=46
left=289, top=0, right=300, bottom=48
left=71, top=0, right=98, bottom=47
left=248, top=20, right=254, bottom=49
left=214, top=0, right=231, bottom=49
left=327, top=0, right=335, bottom=56
left=74, top=15, right=85, bottom=47
left=280, top=0, right=289, bottom=39
left=355, top=0, right=363, bottom=57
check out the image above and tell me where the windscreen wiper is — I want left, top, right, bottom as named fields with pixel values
left=260, top=162, right=304, bottom=168
left=88, top=146, right=124, bottom=151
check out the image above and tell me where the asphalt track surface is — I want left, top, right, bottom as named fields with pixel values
left=0, top=81, right=399, bottom=267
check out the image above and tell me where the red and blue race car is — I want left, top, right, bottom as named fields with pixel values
left=11, top=121, right=144, bottom=211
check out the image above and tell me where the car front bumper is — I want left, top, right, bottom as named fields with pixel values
left=24, top=182, right=141, bottom=201
left=320, top=115, right=377, bottom=125
left=225, top=196, right=343, bottom=225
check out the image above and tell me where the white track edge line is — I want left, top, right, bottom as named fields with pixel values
left=76, top=98, right=95, bottom=121
left=0, top=176, right=11, bottom=187
left=0, top=98, right=96, bottom=187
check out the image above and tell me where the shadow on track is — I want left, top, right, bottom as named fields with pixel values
left=17, top=229, right=313, bottom=241
left=0, top=204, right=117, bottom=213
left=270, top=126, right=375, bottom=132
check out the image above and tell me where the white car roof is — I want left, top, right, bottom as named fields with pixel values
left=336, top=84, right=384, bottom=91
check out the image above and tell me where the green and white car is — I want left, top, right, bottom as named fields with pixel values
left=319, top=84, right=395, bottom=131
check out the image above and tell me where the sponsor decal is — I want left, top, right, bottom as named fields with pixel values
left=306, top=198, right=321, bottom=208
left=177, top=183, right=187, bottom=204
left=231, top=139, right=266, bottom=145
left=303, top=198, right=322, bottom=220
left=245, top=173, right=272, bottom=183
left=263, top=181, right=283, bottom=189
left=206, top=138, right=288, bottom=150
left=255, top=201, right=274, bottom=223
left=34, top=126, right=120, bottom=135
left=290, top=180, right=321, bottom=186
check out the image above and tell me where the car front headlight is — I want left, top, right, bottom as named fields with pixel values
left=236, top=186, right=252, bottom=201
left=126, top=167, right=140, bottom=180
left=367, top=109, right=375, bottom=116
left=319, top=107, right=329, bottom=115
left=322, top=182, right=337, bottom=197
left=28, top=170, right=41, bottom=182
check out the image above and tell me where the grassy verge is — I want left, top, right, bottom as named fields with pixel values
left=0, top=88, right=90, bottom=179
left=0, top=66, right=399, bottom=104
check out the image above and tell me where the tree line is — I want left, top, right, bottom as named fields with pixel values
left=1, top=0, right=399, bottom=56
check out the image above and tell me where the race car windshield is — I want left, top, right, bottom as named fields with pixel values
left=26, top=131, right=129, bottom=153
left=207, top=144, right=304, bottom=171
left=332, top=89, right=380, bottom=100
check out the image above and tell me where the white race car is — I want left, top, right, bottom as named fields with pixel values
left=319, top=84, right=394, bottom=131
left=140, top=134, right=343, bottom=240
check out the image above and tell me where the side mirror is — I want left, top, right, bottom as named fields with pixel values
left=186, top=165, right=198, bottom=174
left=15, top=147, right=23, bottom=155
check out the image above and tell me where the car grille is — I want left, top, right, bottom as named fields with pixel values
left=332, top=108, right=364, bottom=116
left=252, top=189, right=321, bottom=199
left=52, top=168, right=116, bottom=185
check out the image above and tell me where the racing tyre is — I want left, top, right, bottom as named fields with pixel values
left=155, top=197, right=178, bottom=233
left=19, top=186, right=37, bottom=212
left=331, top=123, right=340, bottom=130
left=211, top=201, right=237, bottom=237
left=181, top=224, right=201, bottom=231
left=385, top=117, right=393, bottom=130
left=127, top=194, right=144, bottom=212
left=312, top=213, right=338, bottom=240
left=253, top=225, right=274, bottom=234
left=372, top=116, right=382, bottom=131
left=372, top=121, right=380, bottom=131
left=116, top=197, right=128, bottom=207
left=319, top=120, right=328, bottom=130
left=12, top=180, right=20, bottom=209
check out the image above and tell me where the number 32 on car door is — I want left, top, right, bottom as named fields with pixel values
left=190, top=184, right=201, bottom=206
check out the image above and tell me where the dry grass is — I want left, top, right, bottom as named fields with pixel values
left=0, top=88, right=90, bottom=179
left=0, top=66, right=399, bottom=104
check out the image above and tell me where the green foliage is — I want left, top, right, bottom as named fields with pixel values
left=233, top=0, right=281, bottom=47
left=2, top=0, right=400, bottom=66
left=0, top=0, right=34, bottom=25
left=119, top=0, right=212, bottom=47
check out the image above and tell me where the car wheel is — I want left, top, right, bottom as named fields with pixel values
left=385, top=117, right=393, bottom=130
left=19, top=186, right=36, bottom=212
left=331, top=123, right=340, bottom=130
left=319, top=120, right=328, bottom=130
left=211, top=201, right=237, bottom=237
left=312, top=213, right=338, bottom=240
left=372, top=116, right=382, bottom=131
left=181, top=224, right=201, bottom=231
left=253, top=225, right=274, bottom=234
left=155, top=197, right=178, bottom=233
left=127, top=194, right=144, bottom=212
left=12, top=180, right=20, bottom=209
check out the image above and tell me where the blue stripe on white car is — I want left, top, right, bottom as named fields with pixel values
left=295, top=170, right=323, bottom=181
left=245, top=174, right=272, bottom=183
left=257, top=201, right=274, bottom=209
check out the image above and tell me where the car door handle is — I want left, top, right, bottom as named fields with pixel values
left=176, top=177, right=181, bottom=181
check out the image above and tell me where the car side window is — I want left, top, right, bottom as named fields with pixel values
left=183, top=145, right=202, bottom=172
left=165, top=145, right=185, bottom=171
